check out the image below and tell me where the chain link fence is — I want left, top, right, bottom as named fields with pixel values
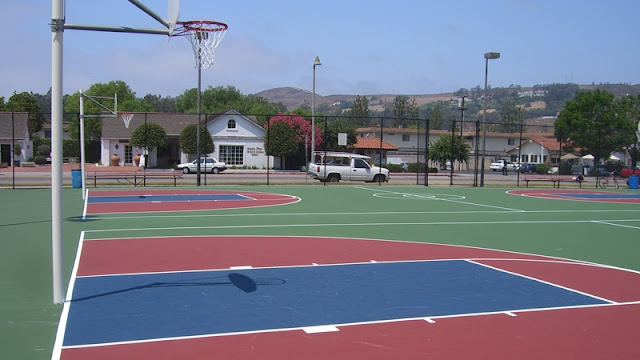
left=2, top=111, right=638, bottom=188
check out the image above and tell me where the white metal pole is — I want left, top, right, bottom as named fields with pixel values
left=80, top=90, right=86, bottom=199
left=480, top=57, right=489, bottom=187
left=311, top=57, right=321, bottom=164
left=51, top=0, right=65, bottom=304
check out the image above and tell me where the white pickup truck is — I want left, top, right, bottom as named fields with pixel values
left=307, top=152, right=390, bottom=183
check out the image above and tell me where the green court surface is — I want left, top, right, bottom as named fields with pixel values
left=2, top=185, right=640, bottom=359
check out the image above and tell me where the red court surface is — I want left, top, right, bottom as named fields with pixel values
left=509, top=188, right=640, bottom=203
left=57, top=236, right=640, bottom=360
left=85, top=189, right=300, bottom=214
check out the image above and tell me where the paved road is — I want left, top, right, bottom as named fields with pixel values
left=1, top=165, right=585, bottom=188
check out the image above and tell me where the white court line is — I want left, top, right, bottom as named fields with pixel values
left=355, top=186, right=525, bottom=212
left=51, top=231, right=86, bottom=360
left=303, top=325, right=340, bottom=334
left=83, top=207, right=640, bottom=222
left=466, top=259, right=618, bottom=304
left=60, top=300, right=640, bottom=351
left=79, top=219, right=640, bottom=235
left=57, top=229, right=640, bottom=353
left=592, top=220, right=640, bottom=230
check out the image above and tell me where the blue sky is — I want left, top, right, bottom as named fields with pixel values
left=2, top=0, right=639, bottom=100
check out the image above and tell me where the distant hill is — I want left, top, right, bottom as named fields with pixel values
left=257, top=84, right=640, bottom=112
left=256, top=87, right=453, bottom=111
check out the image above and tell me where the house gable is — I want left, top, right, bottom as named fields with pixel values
left=207, top=109, right=265, bottom=139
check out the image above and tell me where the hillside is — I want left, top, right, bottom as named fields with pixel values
left=257, top=84, right=640, bottom=112
left=256, top=87, right=453, bottom=111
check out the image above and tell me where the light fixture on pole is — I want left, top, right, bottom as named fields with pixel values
left=480, top=51, right=500, bottom=187
left=311, top=56, right=321, bottom=163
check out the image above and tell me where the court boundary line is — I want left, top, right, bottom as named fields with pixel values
left=87, top=193, right=256, bottom=205
left=508, top=189, right=640, bottom=204
left=59, top=300, right=640, bottom=351
left=73, top=256, right=640, bottom=279
left=82, top=208, right=640, bottom=222
left=51, top=231, right=86, bottom=360
left=466, top=259, right=617, bottom=304
left=75, top=233, right=640, bottom=277
left=83, top=190, right=301, bottom=218
left=355, top=186, right=526, bottom=212
left=77, top=218, right=640, bottom=235
left=56, top=234, right=640, bottom=354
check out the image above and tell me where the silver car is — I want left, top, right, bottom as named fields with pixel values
left=177, top=158, right=227, bottom=174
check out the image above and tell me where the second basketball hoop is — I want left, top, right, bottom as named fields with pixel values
left=121, top=112, right=134, bottom=129
left=172, top=20, right=228, bottom=69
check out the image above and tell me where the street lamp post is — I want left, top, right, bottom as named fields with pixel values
left=311, top=56, right=321, bottom=164
left=480, top=52, right=500, bottom=187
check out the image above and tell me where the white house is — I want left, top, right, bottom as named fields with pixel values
left=100, top=109, right=273, bottom=168
left=193, top=109, right=272, bottom=168
left=0, top=112, right=32, bottom=166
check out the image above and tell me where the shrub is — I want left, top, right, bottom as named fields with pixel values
left=34, top=156, right=47, bottom=165
left=63, top=139, right=80, bottom=158
left=536, top=163, right=552, bottom=174
left=606, top=160, right=624, bottom=174
left=37, top=144, right=50, bottom=157
left=406, top=162, right=438, bottom=173
left=384, top=164, right=404, bottom=172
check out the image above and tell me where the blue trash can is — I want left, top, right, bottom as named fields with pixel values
left=629, top=175, right=639, bottom=190
left=71, top=169, right=82, bottom=188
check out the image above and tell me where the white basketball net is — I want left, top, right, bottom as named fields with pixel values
left=121, top=113, right=134, bottom=129
left=174, top=21, right=228, bottom=70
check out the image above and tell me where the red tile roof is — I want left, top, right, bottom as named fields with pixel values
left=355, top=137, right=399, bottom=150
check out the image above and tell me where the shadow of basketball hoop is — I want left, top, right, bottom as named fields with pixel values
left=71, top=273, right=285, bottom=302
left=227, top=273, right=257, bottom=293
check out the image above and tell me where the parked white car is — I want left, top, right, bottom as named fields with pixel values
left=177, top=158, right=227, bottom=174
left=490, top=159, right=519, bottom=172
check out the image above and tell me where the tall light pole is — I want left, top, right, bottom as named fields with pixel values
left=311, top=56, right=321, bottom=163
left=480, top=52, right=500, bottom=187
left=195, top=31, right=207, bottom=186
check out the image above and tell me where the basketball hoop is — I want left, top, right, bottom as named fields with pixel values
left=172, top=20, right=228, bottom=69
left=121, top=112, right=134, bottom=129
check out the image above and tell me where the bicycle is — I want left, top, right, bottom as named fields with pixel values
left=597, top=172, right=619, bottom=189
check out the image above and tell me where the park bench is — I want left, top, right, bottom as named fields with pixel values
left=88, top=170, right=183, bottom=187
left=522, top=174, right=583, bottom=188
left=522, top=175, right=559, bottom=188
left=552, top=175, right=584, bottom=188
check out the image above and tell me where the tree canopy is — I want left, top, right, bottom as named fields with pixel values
left=64, top=80, right=150, bottom=141
left=499, top=98, right=525, bottom=133
left=323, top=118, right=358, bottom=152
left=555, top=89, right=637, bottom=163
left=428, top=134, right=471, bottom=169
left=4, top=91, right=44, bottom=134
left=266, top=113, right=322, bottom=151
left=343, top=95, right=370, bottom=126
left=390, top=96, right=418, bottom=127
left=264, top=120, right=298, bottom=169
left=129, top=122, right=167, bottom=152
left=175, top=86, right=281, bottom=124
left=178, top=124, right=214, bottom=156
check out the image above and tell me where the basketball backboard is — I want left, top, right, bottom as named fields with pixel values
left=168, top=0, right=180, bottom=35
